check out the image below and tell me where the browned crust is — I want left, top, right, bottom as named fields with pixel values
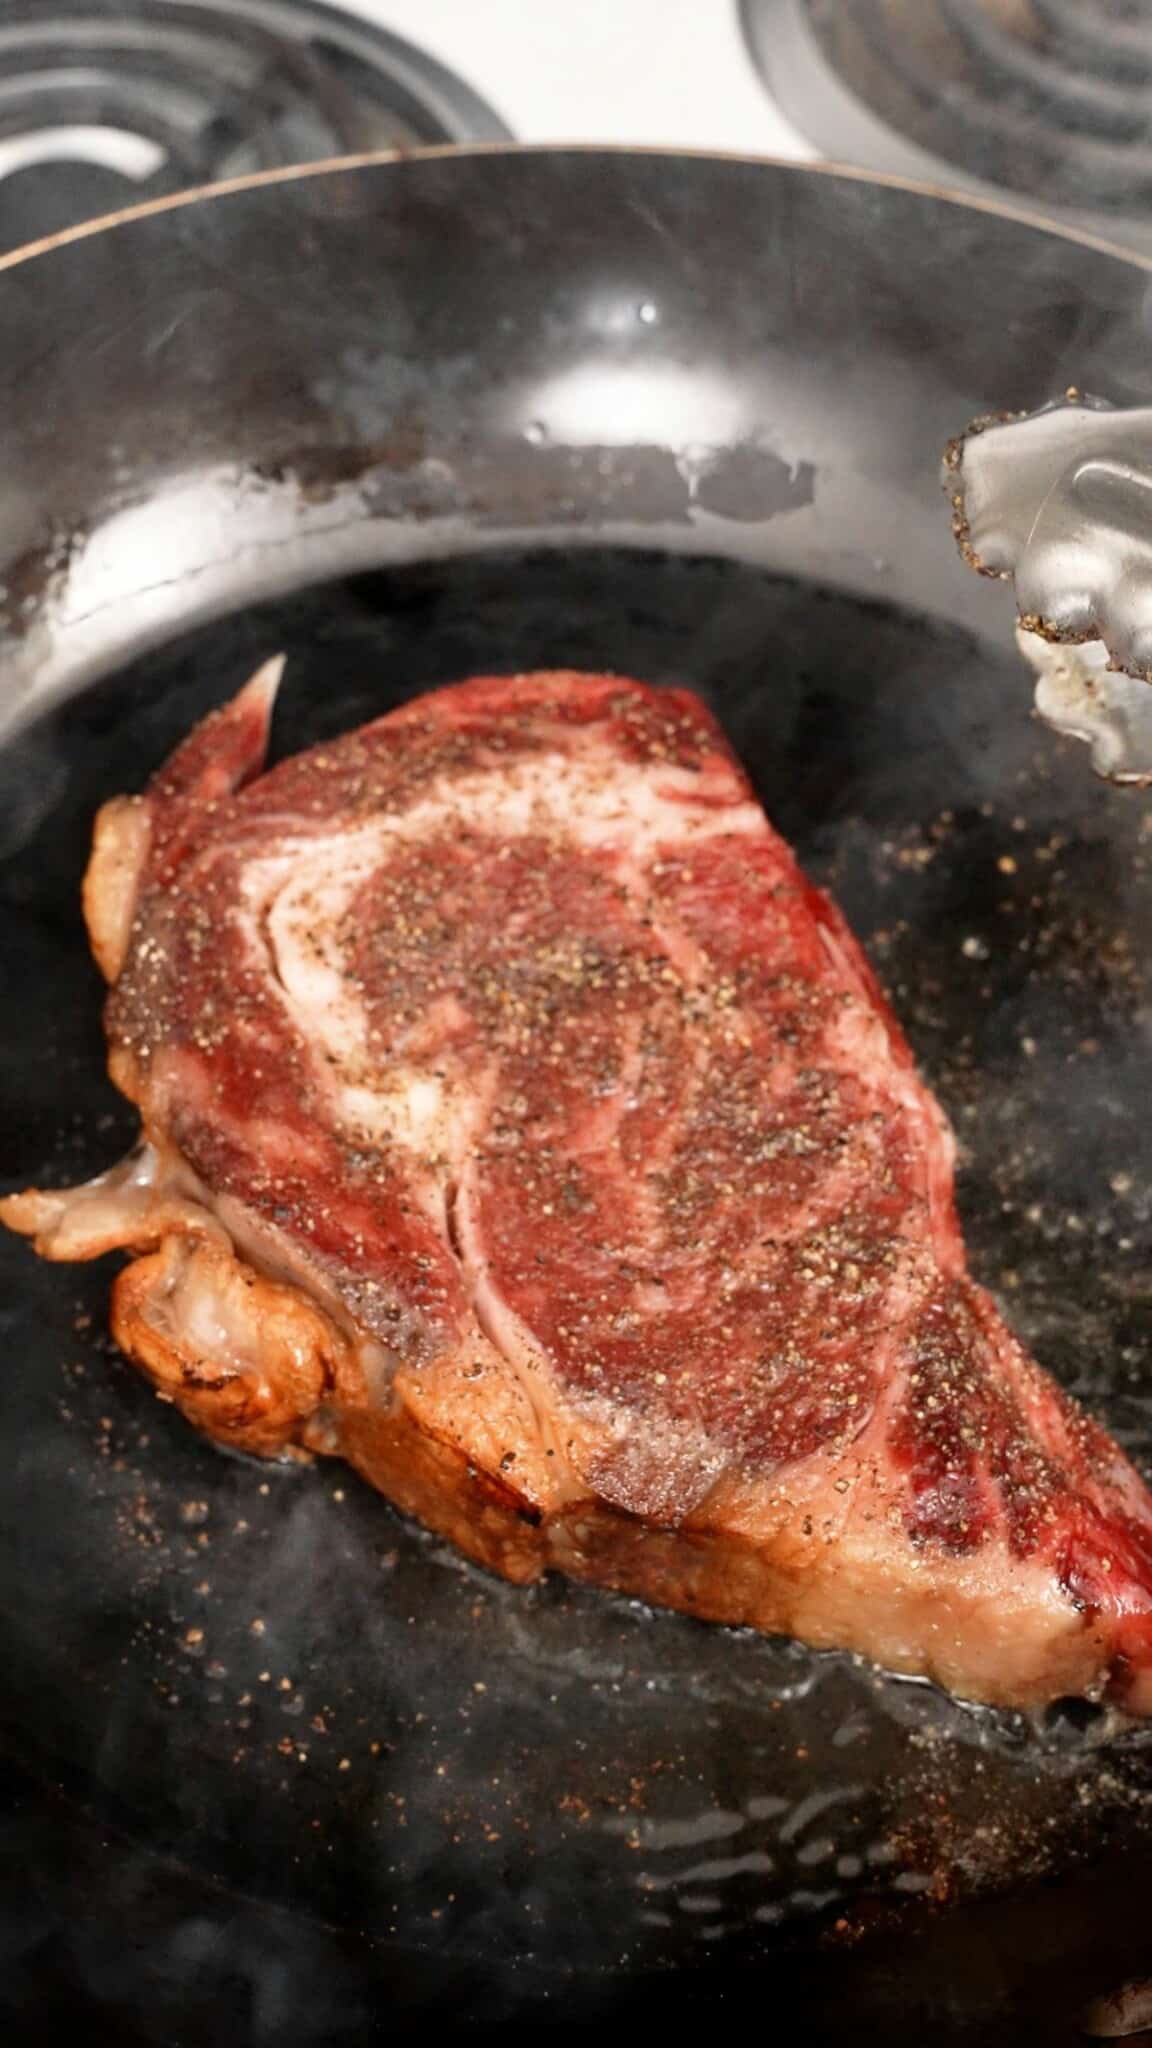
left=8, top=1190, right=1120, bottom=1711
left=111, top=1239, right=344, bottom=1457
left=329, top=1391, right=1116, bottom=1712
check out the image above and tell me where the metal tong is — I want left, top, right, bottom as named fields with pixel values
left=944, top=394, right=1152, bottom=784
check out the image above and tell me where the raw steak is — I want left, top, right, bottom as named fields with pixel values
left=6, top=663, right=1152, bottom=1713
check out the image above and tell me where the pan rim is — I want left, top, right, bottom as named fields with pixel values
left=0, top=141, right=1149, bottom=279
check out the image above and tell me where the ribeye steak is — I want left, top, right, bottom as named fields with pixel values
left=5, top=663, right=1152, bottom=1712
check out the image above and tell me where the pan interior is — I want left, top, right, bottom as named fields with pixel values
left=1, top=545, right=1151, bottom=2034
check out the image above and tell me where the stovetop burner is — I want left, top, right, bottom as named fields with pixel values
left=0, top=0, right=511, bottom=254
left=742, top=0, right=1152, bottom=248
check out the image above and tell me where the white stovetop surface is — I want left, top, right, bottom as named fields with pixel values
left=339, top=0, right=815, bottom=158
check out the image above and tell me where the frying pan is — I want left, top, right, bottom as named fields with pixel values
left=1, top=147, right=1152, bottom=2044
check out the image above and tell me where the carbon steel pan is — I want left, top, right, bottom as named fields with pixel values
left=1, top=152, right=1152, bottom=2041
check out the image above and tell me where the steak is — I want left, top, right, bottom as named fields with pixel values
left=6, top=662, right=1152, bottom=1713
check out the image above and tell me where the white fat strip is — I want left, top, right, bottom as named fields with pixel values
left=157, top=1243, right=258, bottom=1370
left=235, top=754, right=763, bottom=1156
left=235, top=758, right=921, bottom=1293
left=236, top=838, right=450, bottom=1158
left=452, top=1166, right=573, bottom=1467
